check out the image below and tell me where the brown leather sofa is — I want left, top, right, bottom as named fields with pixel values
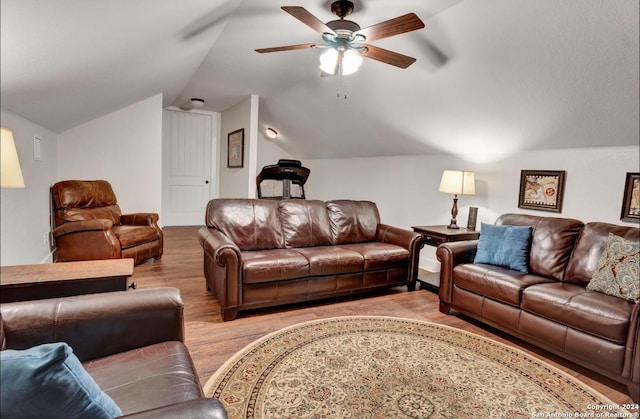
left=51, top=180, right=163, bottom=265
left=437, top=213, right=639, bottom=401
left=0, top=287, right=227, bottom=418
left=198, top=199, right=424, bottom=321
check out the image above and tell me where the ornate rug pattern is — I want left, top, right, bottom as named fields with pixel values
left=204, top=316, right=628, bottom=418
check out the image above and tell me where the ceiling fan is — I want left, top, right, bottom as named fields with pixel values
left=255, top=1, right=425, bottom=76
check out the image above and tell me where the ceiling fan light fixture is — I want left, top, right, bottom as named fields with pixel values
left=319, top=48, right=339, bottom=75
left=190, top=98, right=205, bottom=108
left=319, top=48, right=362, bottom=76
left=342, top=50, right=362, bottom=75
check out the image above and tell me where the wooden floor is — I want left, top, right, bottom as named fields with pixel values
left=132, top=226, right=634, bottom=405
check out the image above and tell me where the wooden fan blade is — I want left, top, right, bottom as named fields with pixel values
left=360, top=44, right=417, bottom=68
left=255, top=43, right=320, bottom=53
left=281, top=6, right=336, bottom=35
left=355, top=13, right=425, bottom=42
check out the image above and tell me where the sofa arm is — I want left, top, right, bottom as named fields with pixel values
left=376, top=224, right=425, bottom=284
left=120, top=398, right=228, bottom=419
left=436, top=240, right=479, bottom=308
left=198, top=227, right=242, bottom=266
left=198, top=227, right=243, bottom=321
left=0, top=287, right=184, bottom=362
left=121, top=213, right=159, bottom=226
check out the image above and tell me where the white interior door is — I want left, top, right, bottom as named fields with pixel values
left=162, top=110, right=214, bottom=226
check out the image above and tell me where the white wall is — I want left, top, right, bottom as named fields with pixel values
left=304, top=146, right=640, bottom=272
left=219, top=95, right=260, bottom=198
left=1, top=109, right=58, bottom=265
left=57, top=94, right=163, bottom=217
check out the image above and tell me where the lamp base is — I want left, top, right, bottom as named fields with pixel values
left=447, top=195, right=460, bottom=229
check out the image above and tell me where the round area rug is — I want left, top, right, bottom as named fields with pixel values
left=204, top=316, right=628, bottom=418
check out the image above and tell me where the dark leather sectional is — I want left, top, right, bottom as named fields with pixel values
left=198, top=199, right=424, bottom=321
left=437, top=213, right=639, bottom=401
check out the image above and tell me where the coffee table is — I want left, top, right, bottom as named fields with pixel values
left=0, top=258, right=134, bottom=303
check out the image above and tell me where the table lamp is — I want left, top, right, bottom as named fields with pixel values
left=438, top=170, right=475, bottom=229
left=1, top=127, right=25, bottom=188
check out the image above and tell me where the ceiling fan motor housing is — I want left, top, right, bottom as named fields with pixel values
left=331, top=1, right=354, bottom=19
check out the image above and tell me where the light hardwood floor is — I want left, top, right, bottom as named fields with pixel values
left=131, top=226, right=635, bottom=404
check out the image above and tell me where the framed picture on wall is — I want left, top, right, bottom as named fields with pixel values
left=620, top=172, right=640, bottom=223
left=518, top=170, right=566, bottom=213
left=227, top=128, right=244, bottom=168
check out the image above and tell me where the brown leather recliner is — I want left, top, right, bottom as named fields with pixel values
left=51, top=180, right=163, bottom=265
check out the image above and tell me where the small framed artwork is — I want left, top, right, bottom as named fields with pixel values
left=227, top=128, right=244, bottom=168
left=620, top=172, right=640, bottom=223
left=518, top=170, right=566, bottom=213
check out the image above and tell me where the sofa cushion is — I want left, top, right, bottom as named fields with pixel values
left=242, top=249, right=310, bottom=284
left=327, top=200, right=380, bottom=245
left=279, top=200, right=333, bottom=248
left=496, top=214, right=583, bottom=281
left=338, top=242, right=410, bottom=271
left=565, top=222, right=640, bottom=287
left=205, top=199, right=283, bottom=250
left=454, top=264, right=555, bottom=307
left=473, top=223, right=532, bottom=273
left=113, top=225, right=159, bottom=248
left=521, top=283, right=634, bottom=345
left=83, top=341, right=202, bottom=415
left=0, top=342, right=122, bottom=419
left=586, top=233, right=640, bottom=302
left=294, top=247, right=364, bottom=275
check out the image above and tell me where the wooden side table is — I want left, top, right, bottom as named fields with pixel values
left=411, top=225, right=480, bottom=290
left=0, top=258, right=135, bottom=303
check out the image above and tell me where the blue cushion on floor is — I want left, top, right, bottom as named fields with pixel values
left=473, top=222, right=532, bottom=273
left=0, top=342, right=122, bottom=419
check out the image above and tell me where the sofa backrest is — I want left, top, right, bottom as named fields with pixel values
left=564, top=222, right=640, bottom=286
left=279, top=200, right=333, bottom=248
left=205, top=199, right=283, bottom=251
left=52, top=180, right=122, bottom=227
left=204, top=199, right=381, bottom=250
left=496, top=214, right=584, bottom=281
left=327, top=200, right=380, bottom=245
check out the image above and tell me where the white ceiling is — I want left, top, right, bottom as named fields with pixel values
left=1, top=0, right=638, bottom=159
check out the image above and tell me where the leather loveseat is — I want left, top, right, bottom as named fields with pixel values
left=0, top=288, right=227, bottom=418
left=437, top=213, right=639, bottom=401
left=198, top=199, right=424, bottom=321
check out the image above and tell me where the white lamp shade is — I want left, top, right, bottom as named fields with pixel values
left=438, top=170, right=475, bottom=195
left=1, top=127, right=25, bottom=188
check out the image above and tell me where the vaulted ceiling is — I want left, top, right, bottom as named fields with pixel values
left=2, top=0, right=638, bottom=159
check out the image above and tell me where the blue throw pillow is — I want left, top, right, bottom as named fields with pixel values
left=0, top=342, right=122, bottom=419
left=473, top=222, right=532, bottom=273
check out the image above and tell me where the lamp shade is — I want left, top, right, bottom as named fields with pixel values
left=1, top=127, right=25, bottom=188
left=438, top=170, right=475, bottom=195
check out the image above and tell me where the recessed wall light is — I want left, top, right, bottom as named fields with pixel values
left=266, top=128, right=278, bottom=139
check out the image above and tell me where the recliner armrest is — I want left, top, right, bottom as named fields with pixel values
left=119, top=398, right=228, bottom=419
left=121, top=213, right=159, bottom=226
left=0, top=287, right=184, bottom=362
left=53, top=219, right=114, bottom=237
